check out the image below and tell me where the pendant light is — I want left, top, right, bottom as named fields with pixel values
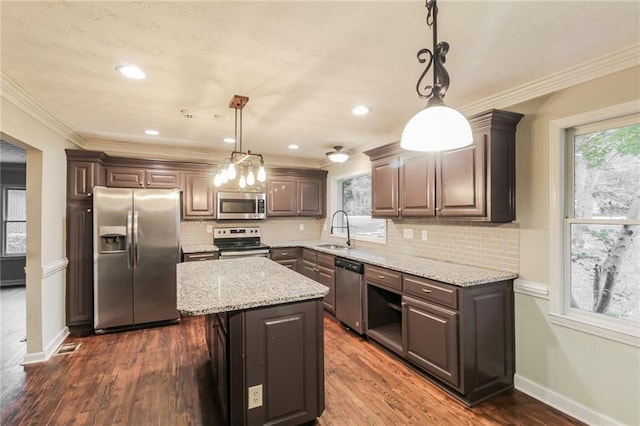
left=400, top=0, right=472, bottom=152
left=326, top=146, right=349, bottom=163
left=213, top=95, right=266, bottom=188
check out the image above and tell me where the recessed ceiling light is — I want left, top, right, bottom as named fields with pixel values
left=223, top=137, right=235, bottom=144
left=352, top=105, right=370, bottom=116
left=288, top=144, right=299, bottom=150
left=144, top=129, right=159, bottom=136
left=116, top=65, right=146, bottom=80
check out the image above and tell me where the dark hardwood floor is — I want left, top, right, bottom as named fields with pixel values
left=1, top=303, right=582, bottom=425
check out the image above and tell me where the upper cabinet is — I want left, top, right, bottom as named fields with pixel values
left=184, top=171, right=216, bottom=219
left=106, top=167, right=183, bottom=189
left=266, top=169, right=327, bottom=217
left=365, top=109, right=523, bottom=223
left=66, top=150, right=106, bottom=201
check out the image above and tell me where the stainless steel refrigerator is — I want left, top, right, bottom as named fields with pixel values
left=93, top=186, right=180, bottom=332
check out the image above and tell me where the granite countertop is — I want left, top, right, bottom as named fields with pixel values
left=177, top=257, right=329, bottom=316
left=182, top=244, right=218, bottom=253
left=268, top=240, right=517, bottom=287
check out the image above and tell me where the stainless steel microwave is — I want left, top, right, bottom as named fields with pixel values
left=217, top=191, right=266, bottom=220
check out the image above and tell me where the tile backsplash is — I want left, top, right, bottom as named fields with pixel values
left=182, top=217, right=519, bottom=273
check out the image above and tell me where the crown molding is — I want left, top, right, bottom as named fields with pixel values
left=1, top=72, right=87, bottom=147
left=460, top=44, right=640, bottom=116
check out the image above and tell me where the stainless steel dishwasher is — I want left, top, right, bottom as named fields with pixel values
left=335, top=257, right=365, bottom=334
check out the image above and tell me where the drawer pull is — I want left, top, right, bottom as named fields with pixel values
left=190, top=253, right=214, bottom=258
left=281, top=252, right=288, bottom=256
left=421, top=289, right=433, bottom=293
left=378, top=275, right=385, bottom=279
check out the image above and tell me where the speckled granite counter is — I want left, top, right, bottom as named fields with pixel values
left=181, top=244, right=218, bottom=254
left=177, top=256, right=329, bottom=316
left=267, top=240, right=517, bottom=287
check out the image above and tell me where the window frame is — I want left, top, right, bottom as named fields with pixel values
left=332, top=171, right=386, bottom=245
left=548, top=102, right=640, bottom=347
left=2, top=185, right=27, bottom=257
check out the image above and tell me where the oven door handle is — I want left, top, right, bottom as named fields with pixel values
left=219, top=250, right=270, bottom=257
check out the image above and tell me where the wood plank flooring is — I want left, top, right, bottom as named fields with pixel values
left=1, top=309, right=583, bottom=425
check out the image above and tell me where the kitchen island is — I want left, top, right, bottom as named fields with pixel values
left=177, top=257, right=329, bottom=426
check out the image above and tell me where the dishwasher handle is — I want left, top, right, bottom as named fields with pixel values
left=335, top=257, right=364, bottom=274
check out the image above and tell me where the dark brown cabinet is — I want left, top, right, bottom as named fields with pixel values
left=183, top=171, right=216, bottom=219
left=299, top=249, right=335, bottom=313
left=365, top=109, right=523, bottom=222
left=183, top=252, right=218, bottom=262
left=66, top=202, right=94, bottom=329
left=266, top=170, right=327, bottom=217
left=270, top=247, right=299, bottom=271
left=67, top=157, right=105, bottom=201
left=106, top=167, right=183, bottom=189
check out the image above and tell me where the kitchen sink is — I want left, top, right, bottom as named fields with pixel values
left=315, top=243, right=349, bottom=250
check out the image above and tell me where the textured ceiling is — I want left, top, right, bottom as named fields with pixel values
left=1, top=1, right=639, bottom=166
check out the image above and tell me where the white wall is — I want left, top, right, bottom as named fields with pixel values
left=1, top=96, right=70, bottom=362
left=513, top=66, right=640, bottom=425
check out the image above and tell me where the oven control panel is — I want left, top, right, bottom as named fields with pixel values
left=214, top=227, right=261, bottom=239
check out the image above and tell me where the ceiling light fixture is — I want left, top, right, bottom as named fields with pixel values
left=213, top=95, right=266, bottom=189
left=400, top=0, right=472, bottom=152
left=352, top=105, right=370, bottom=116
left=223, top=137, right=235, bottom=144
left=116, top=65, right=146, bottom=80
left=144, top=129, right=159, bottom=136
left=326, top=146, right=349, bottom=163
left=288, top=144, right=299, bottom=150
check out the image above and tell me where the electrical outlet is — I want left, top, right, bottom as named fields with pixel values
left=248, top=384, right=263, bottom=409
left=299, top=223, right=304, bottom=231
left=206, top=225, right=213, bottom=233
left=403, top=228, right=413, bottom=239
left=422, top=230, right=428, bottom=241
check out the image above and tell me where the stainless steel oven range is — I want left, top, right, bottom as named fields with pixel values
left=213, top=227, right=270, bottom=259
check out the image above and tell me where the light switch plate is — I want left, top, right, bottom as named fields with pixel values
left=299, top=223, right=304, bottom=231
left=248, top=384, right=263, bottom=409
left=403, top=228, right=413, bottom=239
left=422, top=230, right=428, bottom=241
left=206, top=225, right=213, bottom=233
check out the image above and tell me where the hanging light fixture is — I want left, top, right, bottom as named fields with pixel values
left=326, top=146, right=349, bottom=163
left=400, top=0, right=472, bottom=152
left=213, top=95, right=266, bottom=188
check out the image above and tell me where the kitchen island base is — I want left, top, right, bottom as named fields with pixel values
left=206, top=299, right=325, bottom=426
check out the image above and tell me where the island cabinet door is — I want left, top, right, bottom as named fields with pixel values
left=241, top=300, right=324, bottom=426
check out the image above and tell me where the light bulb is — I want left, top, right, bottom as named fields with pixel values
left=239, top=175, right=247, bottom=189
left=400, top=105, right=472, bottom=152
left=213, top=173, right=222, bottom=187
left=247, top=168, right=255, bottom=186
left=257, top=166, right=266, bottom=182
left=228, top=162, right=236, bottom=180
left=221, top=168, right=228, bottom=183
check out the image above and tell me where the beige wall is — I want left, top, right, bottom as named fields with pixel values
left=513, top=66, right=640, bottom=425
left=1, top=97, right=69, bottom=361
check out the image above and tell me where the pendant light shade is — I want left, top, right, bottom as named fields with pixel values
left=401, top=105, right=472, bottom=152
left=326, top=146, right=349, bottom=163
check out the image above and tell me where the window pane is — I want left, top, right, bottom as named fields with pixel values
left=337, top=174, right=385, bottom=240
left=573, top=123, right=640, bottom=219
left=6, top=189, right=26, bottom=220
left=570, top=223, right=640, bottom=322
left=5, top=221, right=26, bottom=254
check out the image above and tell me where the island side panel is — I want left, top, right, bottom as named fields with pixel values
left=243, top=299, right=325, bottom=426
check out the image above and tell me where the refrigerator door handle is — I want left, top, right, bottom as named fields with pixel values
left=126, top=210, right=133, bottom=269
left=133, top=210, right=140, bottom=266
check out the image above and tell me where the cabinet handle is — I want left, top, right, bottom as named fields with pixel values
left=378, top=275, right=385, bottom=279
left=87, top=192, right=92, bottom=197
left=87, top=208, right=92, bottom=213
left=281, top=252, right=288, bottom=256
left=147, top=182, right=150, bottom=185
left=421, top=289, right=432, bottom=293
left=139, top=181, right=143, bottom=186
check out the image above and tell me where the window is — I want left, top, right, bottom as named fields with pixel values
left=555, top=113, right=639, bottom=344
left=335, top=173, right=385, bottom=242
left=2, top=187, right=26, bottom=255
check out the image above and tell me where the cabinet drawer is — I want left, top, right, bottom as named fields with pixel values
left=270, top=247, right=299, bottom=261
left=316, top=252, right=335, bottom=269
left=365, top=264, right=402, bottom=292
left=184, top=252, right=218, bottom=262
left=403, top=275, right=457, bottom=309
left=302, top=248, right=317, bottom=263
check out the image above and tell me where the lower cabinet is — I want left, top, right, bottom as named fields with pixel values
left=183, top=252, right=218, bottom=262
left=298, top=249, right=335, bottom=313
left=206, top=300, right=324, bottom=425
left=269, top=247, right=299, bottom=271
left=66, top=202, right=94, bottom=331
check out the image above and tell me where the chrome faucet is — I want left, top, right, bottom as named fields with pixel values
left=330, top=210, right=351, bottom=247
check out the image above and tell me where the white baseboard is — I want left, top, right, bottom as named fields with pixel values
left=21, top=326, right=69, bottom=365
left=514, top=278, right=549, bottom=299
left=514, top=374, right=621, bottom=426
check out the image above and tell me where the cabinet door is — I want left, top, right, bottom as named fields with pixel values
left=297, top=178, right=324, bottom=216
left=436, top=137, right=486, bottom=217
left=267, top=176, right=297, bottom=216
left=66, top=203, right=94, bottom=328
left=145, top=169, right=182, bottom=189
left=371, top=157, right=399, bottom=217
left=403, top=295, right=459, bottom=388
left=399, top=154, right=436, bottom=217
left=68, top=161, right=104, bottom=201
left=317, top=264, right=335, bottom=313
left=106, top=167, right=145, bottom=188
left=184, top=172, right=215, bottom=219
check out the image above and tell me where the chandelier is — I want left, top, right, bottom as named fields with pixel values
left=213, top=95, right=266, bottom=188
left=400, top=0, right=472, bottom=152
